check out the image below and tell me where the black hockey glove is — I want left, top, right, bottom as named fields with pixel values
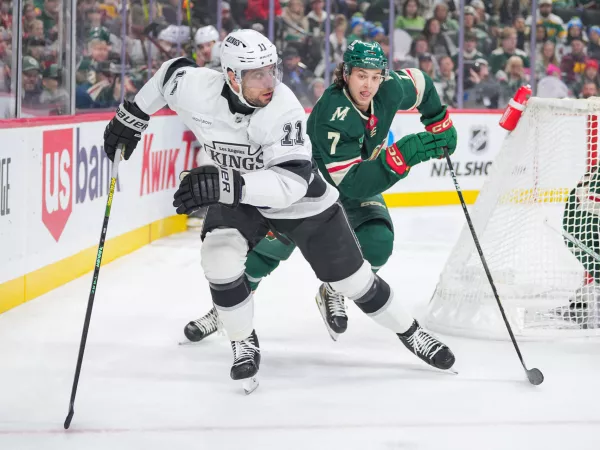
left=103, top=100, right=150, bottom=162
left=173, top=166, right=244, bottom=215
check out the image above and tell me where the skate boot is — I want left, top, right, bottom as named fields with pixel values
left=552, top=284, right=600, bottom=329
left=184, top=307, right=220, bottom=342
left=398, top=320, right=456, bottom=371
left=315, top=283, right=348, bottom=341
left=230, top=330, right=261, bottom=394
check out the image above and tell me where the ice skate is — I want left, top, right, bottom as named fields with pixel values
left=315, top=283, right=348, bottom=341
left=398, top=320, right=456, bottom=372
left=182, top=307, right=220, bottom=343
left=550, top=284, right=600, bottom=329
left=230, top=330, right=261, bottom=394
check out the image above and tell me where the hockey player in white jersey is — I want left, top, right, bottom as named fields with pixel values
left=194, top=25, right=221, bottom=69
left=102, top=29, right=456, bottom=392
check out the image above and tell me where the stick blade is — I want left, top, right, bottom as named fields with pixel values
left=526, top=368, right=544, bottom=385
left=64, top=409, right=74, bottom=429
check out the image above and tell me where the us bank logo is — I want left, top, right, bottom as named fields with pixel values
left=42, top=128, right=120, bottom=242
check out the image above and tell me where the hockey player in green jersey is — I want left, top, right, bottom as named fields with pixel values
left=556, top=168, right=600, bottom=329
left=185, top=40, right=458, bottom=344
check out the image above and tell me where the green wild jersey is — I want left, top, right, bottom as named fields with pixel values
left=563, top=169, right=600, bottom=281
left=308, top=69, right=444, bottom=200
left=564, top=170, right=600, bottom=237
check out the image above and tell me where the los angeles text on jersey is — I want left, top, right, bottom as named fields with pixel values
left=204, top=141, right=264, bottom=171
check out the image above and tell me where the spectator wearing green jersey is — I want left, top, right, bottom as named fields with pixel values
left=395, top=0, right=425, bottom=39
left=526, top=0, right=566, bottom=43
left=448, top=6, right=490, bottom=54
left=498, top=55, right=529, bottom=100
left=452, top=33, right=486, bottom=69
left=489, top=27, right=530, bottom=75
left=432, top=2, right=457, bottom=33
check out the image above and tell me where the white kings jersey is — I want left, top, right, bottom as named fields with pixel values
left=134, top=58, right=338, bottom=219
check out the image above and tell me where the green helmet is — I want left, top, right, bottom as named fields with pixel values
left=343, top=40, right=388, bottom=76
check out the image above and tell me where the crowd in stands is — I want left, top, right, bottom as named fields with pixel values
left=1, top=0, right=599, bottom=117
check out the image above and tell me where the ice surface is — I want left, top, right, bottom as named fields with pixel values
left=1, top=207, right=599, bottom=450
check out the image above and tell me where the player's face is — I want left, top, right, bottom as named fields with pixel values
left=198, top=41, right=214, bottom=61
left=240, top=64, right=282, bottom=107
left=346, top=67, right=383, bottom=111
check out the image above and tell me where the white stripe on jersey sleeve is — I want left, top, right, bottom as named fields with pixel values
left=325, top=157, right=362, bottom=185
left=393, top=69, right=426, bottom=109
left=242, top=169, right=308, bottom=209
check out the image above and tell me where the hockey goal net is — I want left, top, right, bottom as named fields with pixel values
left=427, top=97, right=600, bottom=339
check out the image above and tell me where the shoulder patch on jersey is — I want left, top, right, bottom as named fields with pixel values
left=163, top=57, right=197, bottom=87
left=330, top=106, right=350, bottom=121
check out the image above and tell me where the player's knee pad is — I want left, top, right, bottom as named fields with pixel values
left=329, top=262, right=392, bottom=314
left=356, top=220, right=394, bottom=271
left=329, top=261, right=374, bottom=300
left=201, top=228, right=248, bottom=284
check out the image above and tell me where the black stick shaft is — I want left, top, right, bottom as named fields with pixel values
left=64, top=147, right=122, bottom=429
left=443, top=148, right=541, bottom=382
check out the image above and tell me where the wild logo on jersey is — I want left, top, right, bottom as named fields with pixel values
left=204, top=141, right=264, bottom=171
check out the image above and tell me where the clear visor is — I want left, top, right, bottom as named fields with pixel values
left=241, top=60, right=283, bottom=89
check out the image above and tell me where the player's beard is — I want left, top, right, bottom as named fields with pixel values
left=242, top=85, right=274, bottom=108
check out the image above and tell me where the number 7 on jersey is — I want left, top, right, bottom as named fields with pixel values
left=328, top=131, right=340, bottom=155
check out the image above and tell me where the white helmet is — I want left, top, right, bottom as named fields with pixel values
left=194, top=25, right=219, bottom=46
left=158, top=25, right=191, bottom=44
left=220, top=29, right=282, bottom=108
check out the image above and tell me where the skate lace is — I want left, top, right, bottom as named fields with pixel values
left=407, top=328, right=442, bottom=359
left=193, top=309, right=220, bottom=335
left=325, top=284, right=346, bottom=317
left=232, top=337, right=259, bottom=366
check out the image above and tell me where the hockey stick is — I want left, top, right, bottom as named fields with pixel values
left=64, top=145, right=123, bottom=429
left=443, top=148, right=544, bottom=386
left=543, top=217, right=600, bottom=263
left=185, top=0, right=196, bottom=61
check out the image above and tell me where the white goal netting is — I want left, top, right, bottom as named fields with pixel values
left=427, top=97, right=600, bottom=339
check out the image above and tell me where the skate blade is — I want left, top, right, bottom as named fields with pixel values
left=315, top=295, right=340, bottom=342
left=242, top=377, right=259, bottom=395
left=178, top=340, right=201, bottom=346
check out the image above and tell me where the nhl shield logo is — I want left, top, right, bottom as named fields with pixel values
left=469, top=125, right=489, bottom=154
